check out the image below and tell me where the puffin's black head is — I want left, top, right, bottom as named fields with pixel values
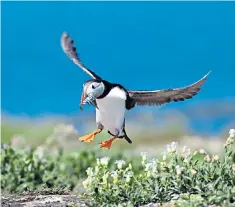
left=80, top=79, right=105, bottom=110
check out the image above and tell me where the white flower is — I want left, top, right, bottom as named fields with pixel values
left=232, top=164, right=235, bottom=172
left=204, top=155, right=211, bottom=162
left=191, top=169, right=197, bottom=175
left=102, top=172, right=109, bottom=184
left=124, top=171, right=133, bottom=183
left=144, top=161, right=157, bottom=173
left=165, top=142, right=178, bottom=153
left=199, top=149, right=206, bottom=154
left=95, top=166, right=99, bottom=174
left=100, top=157, right=109, bottom=166
left=212, top=155, right=219, bottom=162
left=110, top=170, right=118, bottom=177
left=145, top=163, right=153, bottom=171
left=182, top=146, right=191, bottom=159
left=86, top=167, right=93, bottom=177
left=150, top=158, right=158, bottom=164
left=171, top=142, right=178, bottom=152
left=96, top=158, right=100, bottom=166
left=110, top=170, right=119, bottom=184
left=224, top=129, right=235, bottom=147
left=165, top=144, right=171, bottom=153
left=150, top=158, right=158, bottom=173
left=161, top=151, right=167, bottom=161
left=83, top=177, right=93, bottom=189
left=152, top=166, right=157, bottom=173
left=229, top=129, right=235, bottom=138
left=175, top=165, right=182, bottom=175
left=115, top=160, right=126, bottom=169
left=225, top=137, right=234, bottom=146
left=34, top=146, right=45, bottom=159
left=141, top=152, right=148, bottom=161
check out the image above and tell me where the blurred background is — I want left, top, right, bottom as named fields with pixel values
left=1, top=1, right=235, bottom=156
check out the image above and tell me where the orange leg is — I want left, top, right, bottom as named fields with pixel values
left=79, top=129, right=102, bottom=143
left=99, top=136, right=117, bottom=149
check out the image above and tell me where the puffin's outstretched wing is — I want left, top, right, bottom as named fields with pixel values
left=128, top=72, right=211, bottom=106
left=61, top=32, right=102, bottom=80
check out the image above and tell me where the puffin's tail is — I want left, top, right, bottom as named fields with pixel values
left=125, top=135, right=132, bottom=144
left=123, top=128, right=132, bottom=144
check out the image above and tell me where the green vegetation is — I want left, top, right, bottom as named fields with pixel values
left=1, top=126, right=235, bottom=206
left=0, top=144, right=141, bottom=194
left=80, top=129, right=235, bottom=206
left=1, top=144, right=94, bottom=193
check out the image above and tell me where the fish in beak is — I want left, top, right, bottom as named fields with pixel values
left=79, top=91, right=99, bottom=110
left=79, top=91, right=85, bottom=111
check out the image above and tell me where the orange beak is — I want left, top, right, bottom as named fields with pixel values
left=79, top=91, right=85, bottom=111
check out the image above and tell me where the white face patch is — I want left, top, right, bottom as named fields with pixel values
left=84, top=81, right=105, bottom=98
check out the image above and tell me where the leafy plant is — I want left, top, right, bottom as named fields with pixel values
left=0, top=145, right=140, bottom=194
left=82, top=129, right=235, bottom=207
left=0, top=143, right=98, bottom=193
left=1, top=127, right=235, bottom=207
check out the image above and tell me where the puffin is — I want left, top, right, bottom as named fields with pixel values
left=61, top=32, right=211, bottom=149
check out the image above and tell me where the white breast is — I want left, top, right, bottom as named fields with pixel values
left=96, top=87, right=126, bottom=136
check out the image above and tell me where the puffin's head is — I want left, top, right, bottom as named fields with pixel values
left=80, top=79, right=105, bottom=110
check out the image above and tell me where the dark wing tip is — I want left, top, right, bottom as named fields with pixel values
left=200, top=70, right=211, bottom=83
left=170, top=70, right=211, bottom=103
left=189, top=70, right=211, bottom=89
left=60, top=32, right=102, bottom=80
left=205, top=70, right=212, bottom=77
left=128, top=71, right=211, bottom=107
left=199, top=70, right=211, bottom=84
left=61, top=32, right=79, bottom=60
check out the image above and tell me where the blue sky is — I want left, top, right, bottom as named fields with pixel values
left=2, top=2, right=235, bottom=116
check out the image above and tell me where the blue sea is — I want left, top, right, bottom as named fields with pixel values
left=2, top=2, right=235, bottom=133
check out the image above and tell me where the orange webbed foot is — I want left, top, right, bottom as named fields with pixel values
left=99, top=137, right=117, bottom=149
left=79, top=133, right=95, bottom=142
left=79, top=129, right=102, bottom=143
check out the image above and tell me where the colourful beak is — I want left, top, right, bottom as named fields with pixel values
left=79, top=91, right=85, bottom=111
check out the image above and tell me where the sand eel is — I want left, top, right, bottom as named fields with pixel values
left=61, top=32, right=211, bottom=149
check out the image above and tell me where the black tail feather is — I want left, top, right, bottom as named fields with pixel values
left=123, top=128, right=132, bottom=144
left=124, top=135, right=132, bottom=144
left=107, top=128, right=132, bottom=144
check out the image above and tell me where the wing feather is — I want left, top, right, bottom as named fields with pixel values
left=128, top=72, right=211, bottom=106
left=61, top=32, right=102, bottom=80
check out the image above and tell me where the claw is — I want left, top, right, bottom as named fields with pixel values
left=99, top=137, right=117, bottom=149
left=79, top=129, right=102, bottom=143
left=79, top=133, right=95, bottom=143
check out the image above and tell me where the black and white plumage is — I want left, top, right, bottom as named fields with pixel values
left=61, top=32, right=210, bottom=148
left=128, top=72, right=210, bottom=106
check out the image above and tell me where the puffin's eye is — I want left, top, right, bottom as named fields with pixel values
left=92, top=85, right=95, bottom=89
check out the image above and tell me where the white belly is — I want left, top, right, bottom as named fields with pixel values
left=96, top=87, right=126, bottom=136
